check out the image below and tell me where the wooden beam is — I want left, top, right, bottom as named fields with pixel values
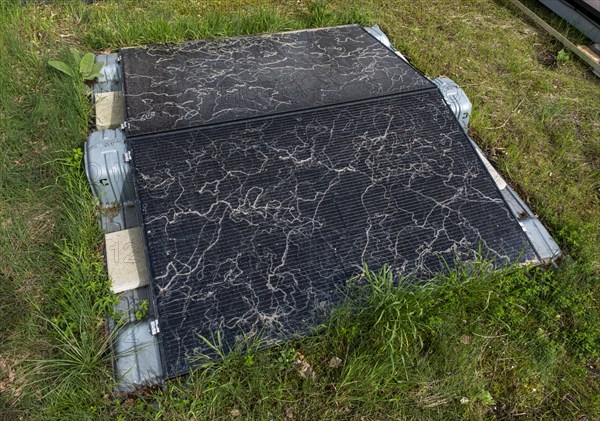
left=577, top=44, right=600, bottom=64
left=507, top=0, right=600, bottom=75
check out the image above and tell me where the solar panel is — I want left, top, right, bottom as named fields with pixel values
left=120, top=24, right=539, bottom=378
left=131, top=90, right=536, bottom=377
left=121, top=25, right=433, bottom=136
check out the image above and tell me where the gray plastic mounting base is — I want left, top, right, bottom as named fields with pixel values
left=94, top=53, right=122, bottom=94
left=90, top=52, right=162, bottom=392
left=84, top=129, right=139, bottom=233
left=432, top=77, right=472, bottom=132
left=110, top=286, right=163, bottom=392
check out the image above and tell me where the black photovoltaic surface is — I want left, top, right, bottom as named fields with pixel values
left=132, top=90, right=537, bottom=378
left=121, top=25, right=433, bottom=137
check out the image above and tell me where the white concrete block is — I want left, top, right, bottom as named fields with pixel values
left=105, top=227, right=150, bottom=293
left=95, top=91, right=125, bottom=130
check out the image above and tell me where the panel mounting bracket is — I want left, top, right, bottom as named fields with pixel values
left=150, top=319, right=160, bottom=336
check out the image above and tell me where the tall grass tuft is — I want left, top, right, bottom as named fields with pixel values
left=26, top=312, right=117, bottom=405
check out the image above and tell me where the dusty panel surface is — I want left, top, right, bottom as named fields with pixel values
left=131, top=90, right=536, bottom=377
left=121, top=25, right=433, bottom=137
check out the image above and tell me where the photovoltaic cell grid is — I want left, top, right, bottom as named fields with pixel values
left=120, top=25, right=433, bottom=137
left=131, top=91, right=537, bottom=377
left=123, top=24, right=538, bottom=378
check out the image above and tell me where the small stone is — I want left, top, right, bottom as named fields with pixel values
left=295, top=359, right=315, bottom=379
left=460, top=397, right=470, bottom=405
left=294, top=353, right=316, bottom=380
left=460, top=335, right=472, bottom=345
left=329, top=356, right=343, bottom=368
left=230, top=409, right=241, bottom=417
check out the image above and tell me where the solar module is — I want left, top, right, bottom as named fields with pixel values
left=124, top=25, right=536, bottom=378
left=121, top=25, right=433, bottom=136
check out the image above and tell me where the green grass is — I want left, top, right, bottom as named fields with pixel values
left=107, top=262, right=598, bottom=419
left=0, top=0, right=598, bottom=419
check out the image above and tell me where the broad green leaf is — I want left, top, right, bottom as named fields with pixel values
left=91, top=61, right=104, bottom=77
left=70, top=48, right=81, bottom=66
left=79, top=52, right=95, bottom=76
left=48, top=60, right=75, bottom=77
